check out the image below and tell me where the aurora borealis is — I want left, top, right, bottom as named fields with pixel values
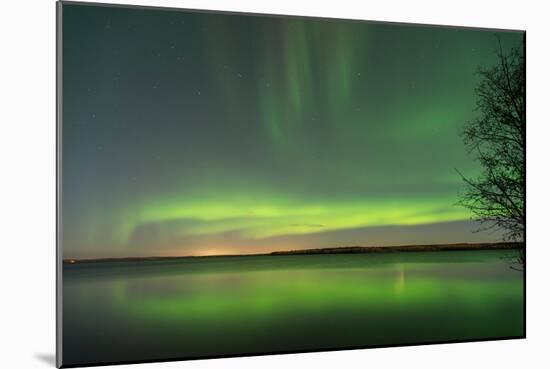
left=62, top=3, right=524, bottom=259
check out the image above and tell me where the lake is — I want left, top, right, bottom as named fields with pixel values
left=62, top=250, right=524, bottom=366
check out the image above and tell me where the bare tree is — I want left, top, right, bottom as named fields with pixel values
left=458, top=40, right=525, bottom=265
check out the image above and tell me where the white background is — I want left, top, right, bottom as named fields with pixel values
left=1, top=0, right=549, bottom=368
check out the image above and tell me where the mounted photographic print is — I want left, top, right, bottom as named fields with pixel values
left=57, top=1, right=526, bottom=367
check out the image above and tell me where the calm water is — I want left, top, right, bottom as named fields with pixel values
left=63, top=250, right=524, bottom=366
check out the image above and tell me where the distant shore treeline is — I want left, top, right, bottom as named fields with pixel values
left=269, top=242, right=522, bottom=255
left=63, top=242, right=522, bottom=264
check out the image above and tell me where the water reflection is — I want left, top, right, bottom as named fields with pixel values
left=395, top=265, right=406, bottom=293
left=63, top=251, right=524, bottom=366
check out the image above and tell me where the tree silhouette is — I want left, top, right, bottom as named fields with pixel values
left=458, top=40, right=525, bottom=265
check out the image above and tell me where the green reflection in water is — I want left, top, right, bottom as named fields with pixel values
left=128, top=273, right=516, bottom=320
left=63, top=251, right=524, bottom=366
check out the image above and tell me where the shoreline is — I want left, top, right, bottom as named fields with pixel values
left=63, top=242, right=523, bottom=265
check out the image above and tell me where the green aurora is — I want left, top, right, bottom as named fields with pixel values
left=62, top=4, right=524, bottom=259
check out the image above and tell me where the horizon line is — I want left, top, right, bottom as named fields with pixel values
left=62, top=241, right=522, bottom=264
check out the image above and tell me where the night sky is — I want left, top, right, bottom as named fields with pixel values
left=62, top=3, right=523, bottom=259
